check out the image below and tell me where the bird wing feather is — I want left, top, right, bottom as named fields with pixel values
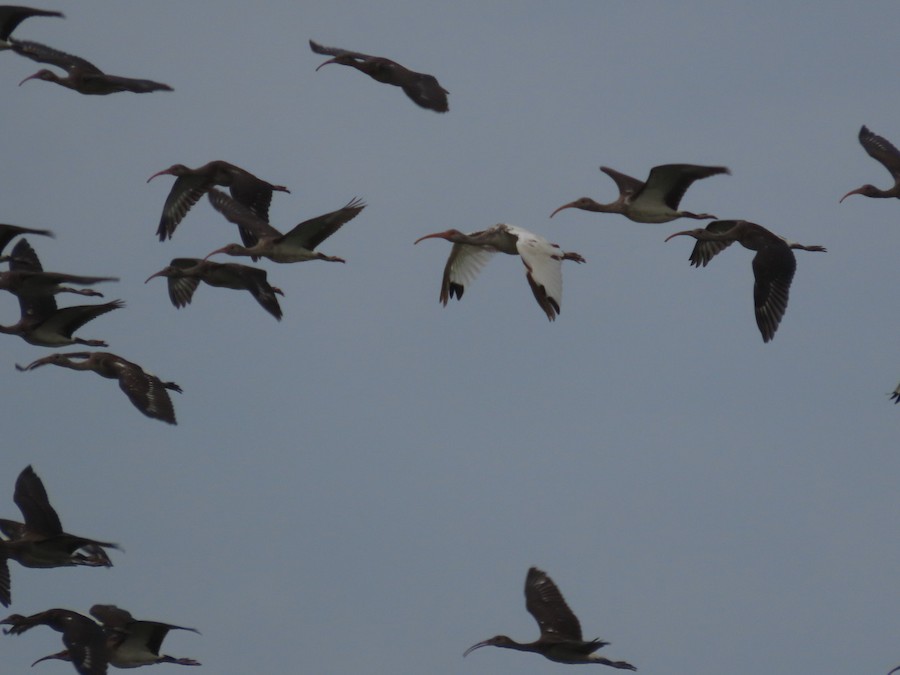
left=11, top=40, right=101, bottom=73
left=280, top=198, right=366, bottom=250
left=515, top=232, right=564, bottom=321
left=13, top=465, right=64, bottom=535
left=440, top=244, right=495, bottom=304
left=641, top=164, right=729, bottom=211
left=525, top=567, right=584, bottom=641
left=858, top=125, right=900, bottom=181
left=752, top=243, right=796, bottom=343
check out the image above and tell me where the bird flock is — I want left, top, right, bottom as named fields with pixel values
left=0, top=4, right=897, bottom=674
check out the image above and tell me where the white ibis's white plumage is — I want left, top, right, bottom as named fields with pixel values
left=414, top=224, right=585, bottom=321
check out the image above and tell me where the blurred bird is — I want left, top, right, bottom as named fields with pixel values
left=841, top=125, right=900, bottom=202
left=0, top=465, right=119, bottom=607
left=310, top=39, right=448, bottom=112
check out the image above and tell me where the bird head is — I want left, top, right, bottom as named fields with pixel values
left=18, top=69, right=56, bottom=87
left=146, top=164, right=190, bottom=183
left=839, top=184, right=878, bottom=202
left=463, top=635, right=515, bottom=656
left=550, top=198, right=597, bottom=218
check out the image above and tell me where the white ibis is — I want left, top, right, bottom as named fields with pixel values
left=464, top=567, right=636, bottom=668
left=310, top=39, right=448, bottom=112
left=145, top=258, right=284, bottom=321
left=665, top=220, right=826, bottom=342
left=2, top=608, right=109, bottom=675
left=204, top=188, right=365, bottom=264
left=146, top=161, right=290, bottom=241
left=13, top=40, right=172, bottom=94
left=1, top=240, right=117, bottom=299
left=32, top=604, right=200, bottom=669
left=0, top=466, right=119, bottom=608
left=840, top=125, right=900, bottom=201
left=414, top=224, right=585, bottom=321
left=16, top=351, right=182, bottom=425
left=0, top=6, right=62, bottom=47
left=0, top=222, right=53, bottom=257
left=550, top=164, right=729, bottom=223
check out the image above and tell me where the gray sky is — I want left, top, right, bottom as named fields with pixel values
left=1, top=2, right=898, bottom=673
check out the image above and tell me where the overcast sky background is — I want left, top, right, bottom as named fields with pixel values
left=0, top=2, right=897, bottom=674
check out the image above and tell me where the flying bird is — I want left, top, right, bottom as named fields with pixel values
left=32, top=604, right=200, bottom=669
left=840, top=125, right=900, bottom=202
left=414, top=223, right=585, bottom=321
left=0, top=6, right=62, bottom=47
left=12, top=40, right=172, bottom=94
left=146, top=160, right=290, bottom=241
left=310, top=39, right=448, bottom=112
left=2, top=608, right=109, bottom=675
left=145, top=258, right=284, bottom=320
left=16, top=351, right=182, bottom=425
left=204, top=188, right=364, bottom=264
left=665, top=220, right=826, bottom=342
left=891, top=382, right=900, bottom=405
left=0, top=222, right=53, bottom=257
left=550, top=164, right=729, bottom=223
left=0, top=465, right=119, bottom=607
left=463, top=567, right=636, bottom=668
left=1, top=240, right=117, bottom=300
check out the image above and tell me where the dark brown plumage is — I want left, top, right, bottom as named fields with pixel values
left=146, top=258, right=284, bottom=320
left=0, top=6, right=62, bottom=44
left=665, top=220, right=826, bottom=342
left=310, top=39, right=448, bottom=112
left=12, top=40, right=172, bottom=94
left=147, top=161, right=290, bottom=241
left=841, top=125, right=900, bottom=201
left=0, top=223, right=53, bottom=257
left=464, top=567, right=636, bottom=668
left=2, top=608, right=109, bottom=675
left=0, top=466, right=119, bottom=607
left=204, top=188, right=364, bottom=264
left=31, top=605, right=201, bottom=669
left=551, top=164, right=729, bottom=223
left=16, top=352, right=182, bottom=424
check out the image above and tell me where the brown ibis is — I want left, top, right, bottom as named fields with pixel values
left=204, top=188, right=365, bottom=264
left=16, top=351, right=182, bottom=424
left=0, top=466, right=119, bottom=608
left=145, top=258, right=284, bottom=320
left=550, top=164, right=729, bottom=223
left=0, top=6, right=62, bottom=47
left=2, top=608, right=109, bottom=675
left=0, top=222, right=53, bottom=257
left=32, top=604, right=200, bottom=669
left=0, top=238, right=122, bottom=347
left=146, top=160, right=290, bottom=241
left=1, top=240, right=117, bottom=299
left=665, top=220, right=826, bottom=342
left=464, top=567, right=636, bottom=668
left=891, top=382, right=900, bottom=405
left=13, top=40, right=172, bottom=94
left=414, top=223, right=585, bottom=321
left=840, top=125, right=900, bottom=202
left=310, top=39, right=448, bottom=112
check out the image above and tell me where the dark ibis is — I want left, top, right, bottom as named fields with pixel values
left=13, top=40, right=171, bottom=94
left=204, top=188, right=364, bottom=264
left=841, top=125, right=900, bottom=201
left=2, top=608, right=109, bottom=674
left=665, top=220, right=826, bottom=342
left=145, top=258, right=284, bottom=320
left=16, top=351, right=182, bottom=424
left=310, top=39, right=448, bottom=112
left=0, top=5, right=62, bottom=46
left=146, top=160, right=290, bottom=241
left=0, top=466, right=119, bottom=607
left=551, top=164, right=729, bottom=223
left=0, top=222, right=53, bottom=257
left=464, top=567, right=636, bottom=668
left=414, top=224, right=585, bottom=321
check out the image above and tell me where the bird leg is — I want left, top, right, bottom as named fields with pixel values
left=318, top=254, right=346, bottom=263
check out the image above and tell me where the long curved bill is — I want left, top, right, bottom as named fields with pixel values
left=839, top=188, right=863, bottom=203
left=462, top=640, right=491, bottom=657
left=549, top=201, right=578, bottom=218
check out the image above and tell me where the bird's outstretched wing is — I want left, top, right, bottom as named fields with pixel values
left=858, top=125, right=900, bottom=181
left=525, top=567, right=585, bottom=641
